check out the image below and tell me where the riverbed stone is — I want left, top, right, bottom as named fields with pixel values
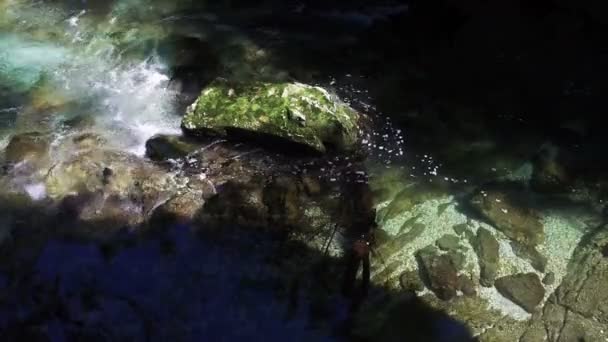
left=542, top=272, right=555, bottom=285
left=510, top=241, right=547, bottom=272
left=377, top=222, right=426, bottom=258
left=378, top=183, right=445, bottom=223
left=457, top=275, right=477, bottom=296
left=416, top=246, right=460, bottom=300
left=495, top=273, right=545, bottom=313
left=399, top=270, right=425, bottom=292
left=452, top=223, right=470, bottom=236
left=182, top=79, right=361, bottom=153
left=473, top=227, right=499, bottom=287
left=469, top=188, right=544, bottom=247
left=436, top=233, right=462, bottom=251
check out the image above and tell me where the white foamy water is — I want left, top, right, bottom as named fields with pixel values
left=1, top=1, right=181, bottom=156
left=24, top=182, right=46, bottom=201
left=52, top=17, right=181, bottom=156
left=56, top=56, right=181, bottom=156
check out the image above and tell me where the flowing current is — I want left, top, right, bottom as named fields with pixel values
left=0, top=0, right=181, bottom=156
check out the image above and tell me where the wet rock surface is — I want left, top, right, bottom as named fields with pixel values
left=495, top=273, right=545, bottom=313
left=4, top=131, right=51, bottom=164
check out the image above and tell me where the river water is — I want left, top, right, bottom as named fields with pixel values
left=0, top=1, right=605, bottom=341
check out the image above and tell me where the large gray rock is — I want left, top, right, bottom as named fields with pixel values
left=473, top=227, right=499, bottom=287
left=495, top=273, right=545, bottom=313
left=554, top=227, right=608, bottom=322
left=512, top=226, right=608, bottom=341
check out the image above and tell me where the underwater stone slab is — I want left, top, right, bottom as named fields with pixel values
left=469, top=188, right=544, bottom=247
left=181, top=79, right=361, bottom=153
left=436, top=233, right=462, bottom=251
left=495, top=273, right=545, bottom=313
left=510, top=241, right=547, bottom=273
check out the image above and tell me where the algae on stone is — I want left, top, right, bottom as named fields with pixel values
left=182, top=80, right=361, bottom=153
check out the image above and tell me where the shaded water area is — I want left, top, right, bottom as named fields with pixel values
left=1, top=0, right=607, bottom=341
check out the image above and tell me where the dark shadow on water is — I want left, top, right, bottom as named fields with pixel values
left=0, top=195, right=474, bottom=341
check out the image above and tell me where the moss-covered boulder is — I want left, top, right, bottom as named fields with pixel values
left=181, top=80, right=361, bottom=153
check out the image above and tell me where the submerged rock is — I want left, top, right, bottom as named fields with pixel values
left=495, top=273, right=545, bottom=313
left=510, top=241, right=547, bottom=273
left=531, top=143, right=571, bottom=194
left=376, top=222, right=426, bottom=258
left=452, top=223, right=471, bottom=236
left=542, top=272, right=555, bottom=285
left=436, top=234, right=463, bottom=251
left=4, top=132, right=50, bottom=164
left=416, top=246, right=460, bottom=300
left=473, top=227, right=500, bottom=287
left=181, top=79, right=361, bottom=153
left=457, top=275, right=477, bottom=297
left=399, top=270, right=425, bottom=292
left=377, top=182, right=447, bottom=223
left=469, top=188, right=544, bottom=247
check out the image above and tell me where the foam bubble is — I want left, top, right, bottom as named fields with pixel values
left=24, top=183, right=46, bottom=201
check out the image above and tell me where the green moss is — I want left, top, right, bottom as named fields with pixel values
left=181, top=80, right=360, bottom=153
